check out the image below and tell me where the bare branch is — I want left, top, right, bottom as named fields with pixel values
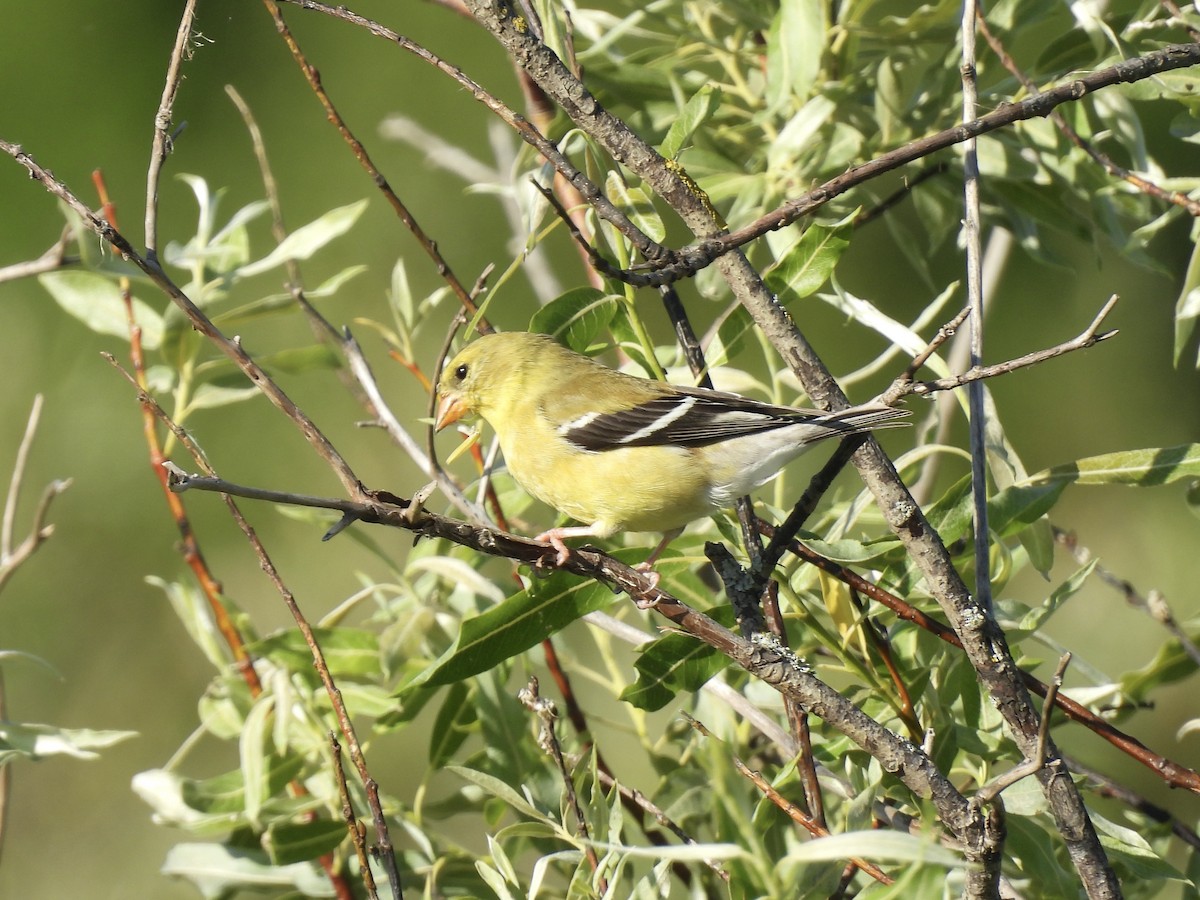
left=0, top=396, right=71, bottom=594
left=887, top=295, right=1119, bottom=401
left=145, top=0, right=198, bottom=263
left=1055, top=527, right=1200, bottom=669
left=973, top=654, right=1072, bottom=807
left=0, top=138, right=363, bottom=498
left=0, top=227, right=73, bottom=285
left=608, top=42, right=1200, bottom=286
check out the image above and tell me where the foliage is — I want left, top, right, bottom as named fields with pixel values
left=4, top=0, right=1200, bottom=897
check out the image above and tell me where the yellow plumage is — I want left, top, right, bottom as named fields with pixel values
left=435, top=332, right=906, bottom=566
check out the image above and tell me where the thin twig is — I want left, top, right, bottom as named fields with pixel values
left=897, top=307, right=972, bottom=387
left=0, top=227, right=74, bottom=284
left=223, top=84, right=484, bottom=525
left=884, top=295, right=1119, bottom=403
left=853, top=163, right=950, bottom=228
left=518, top=678, right=605, bottom=888
left=275, top=0, right=669, bottom=267
left=145, top=0, right=197, bottom=265
left=0, top=397, right=71, bottom=595
left=973, top=654, right=1072, bottom=807
left=1054, top=527, right=1200, bottom=669
left=685, top=715, right=892, bottom=885
left=330, top=733, right=380, bottom=900
left=226, top=476, right=404, bottom=896
left=259, top=0, right=488, bottom=327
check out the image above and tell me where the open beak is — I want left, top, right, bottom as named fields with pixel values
left=435, top=392, right=468, bottom=431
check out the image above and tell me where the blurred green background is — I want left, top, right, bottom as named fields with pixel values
left=1, top=1, right=1198, bottom=897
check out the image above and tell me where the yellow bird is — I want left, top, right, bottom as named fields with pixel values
left=435, top=332, right=907, bottom=568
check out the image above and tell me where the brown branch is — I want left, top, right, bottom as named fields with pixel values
left=1, top=138, right=363, bottom=498
left=732, top=756, right=894, bottom=886
left=91, top=164, right=266, bottom=696
left=330, top=732, right=380, bottom=899
left=274, top=0, right=669, bottom=269
left=883, top=294, right=1119, bottom=403
left=144, top=0, right=197, bottom=264
left=978, top=13, right=1200, bottom=218
left=258, top=0, right=487, bottom=327
left=754, top=519, right=1200, bottom=795
left=0, top=227, right=74, bottom=284
left=603, top=42, right=1200, bottom=286
left=686, top=715, right=893, bottom=886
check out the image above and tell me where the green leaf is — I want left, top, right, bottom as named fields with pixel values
left=39, top=271, right=164, bottom=349
left=1121, top=633, right=1200, bottom=703
left=188, top=346, right=342, bottom=410
left=621, top=606, right=736, bottom=711
left=214, top=265, right=367, bottom=326
left=605, top=171, right=667, bottom=244
left=263, top=819, right=347, bottom=866
left=705, top=306, right=755, bottom=368
left=147, top=576, right=233, bottom=669
left=661, top=83, right=722, bottom=160
left=238, top=199, right=369, bottom=278
left=922, top=475, right=973, bottom=544
left=160, top=842, right=335, bottom=898
left=528, top=288, right=619, bottom=352
left=399, top=570, right=621, bottom=692
left=182, top=755, right=308, bottom=816
left=764, top=0, right=824, bottom=110
left=988, top=480, right=1068, bottom=538
left=1174, top=237, right=1200, bottom=367
left=764, top=219, right=853, bottom=303
left=249, top=628, right=382, bottom=680
left=1023, top=444, right=1200, bottom=488
left=0, top=722, right=136, bottom=765
left=796, top=534, right=903, bottom=566
left=445, top=765, right=557, bottom=824
left=1018, top=560, right=1097, bottom=631
left=429, top=681, right=477, bottom=768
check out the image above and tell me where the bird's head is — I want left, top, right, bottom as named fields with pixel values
left=435, top=331, right=556, bottom=431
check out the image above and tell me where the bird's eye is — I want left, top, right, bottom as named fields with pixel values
left=455, top=363, right=469, bottom=380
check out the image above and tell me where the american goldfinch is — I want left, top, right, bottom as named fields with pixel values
left=435, top=332, right=907, bottom=567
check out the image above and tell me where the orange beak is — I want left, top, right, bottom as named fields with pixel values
left=435, top=393, right=469, bottom=431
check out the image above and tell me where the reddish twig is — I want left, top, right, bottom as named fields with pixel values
left=259, top=0, right=488, bottom=327
left=978, top=13, right=1200, bottom=218
left=685, top=715, right=893, bottom=886
left=754, top=519, right=1200, bottom=794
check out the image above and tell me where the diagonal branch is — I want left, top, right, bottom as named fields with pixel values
left=0, top=138, right=363, bottom=499
left=885, top=295, right=1119, bottom=403
left=457, top=3, right=1116, bottom=891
